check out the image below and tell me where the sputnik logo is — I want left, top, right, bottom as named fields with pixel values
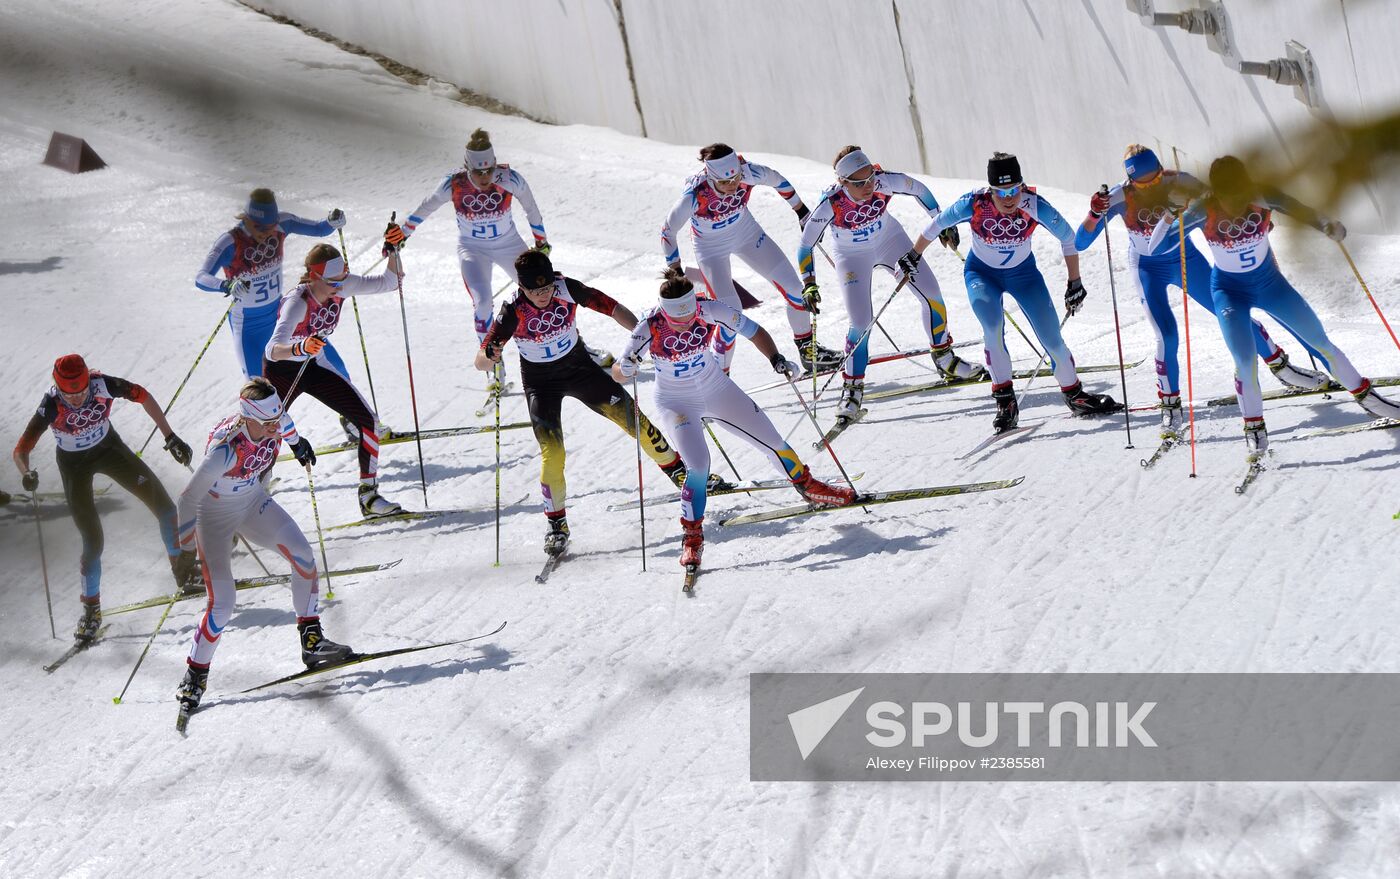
left=787, top=687, right=863, bottom=760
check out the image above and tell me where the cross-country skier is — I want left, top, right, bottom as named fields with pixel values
left=264, top=244, right=406, bottom=518
left=11, top=354, right=198, bottom=642
left=1076, top=145, right=1329, bottom=436
left=477, top=249, right=702, bottom=557
left=386, top=128, right=548, bottom=395
left=614, top=271, right=855, bottom=569
left=194, top=187, right=351, bottom=380
left=661, top=143, right=842, bottom=373
left=797, top=145, right=985, bottom=421
left=901, top=152, right=1121, bottom=433
left=173, top=378, right=353, bottom=715
left=1149, top=155, right=1400, bottom=460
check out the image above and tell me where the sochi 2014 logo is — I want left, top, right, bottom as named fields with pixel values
left=307, top=300, right=342, bottom=335
left=525, top=304, right=571, bottom=336
left=460, top=191, right=505, bottom=214
left=661, top=325, right=710, bottom=353
left=1216, top=212, right=1265, bottom=240
left=842, top=197, right=887, bottom=227
left=63, top=398, right=108, bottom=430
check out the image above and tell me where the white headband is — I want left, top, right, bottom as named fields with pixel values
left=660, top=291, right=698, bottom=318
left=703, top=153, right=741, bottom=182
left=835, top=150, right=872, bottom=180
left=240, top=389, right=284, bottom=423
left=465, top=146, right=496, bottom=170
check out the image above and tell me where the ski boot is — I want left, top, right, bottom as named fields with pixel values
left=931, top=339, right=987, bottom=381
left=176, top=663, right=209, bottom=712
left=170, top=550, right=202, bottom=596
left=1159, top=392, right=1184, bottom=438
left=1062, top=381, right=1122, bottom=416
left=679, top=517, right=704, bottom=568
left=358, top=483, right=403, bottom=518
left=794, top=334, right=843, bottom=372
left=1243, top=418, right=1269, bottom=462
left=586, top=345, right=615, bottom=369
left=544, top=516, right=570, bottom=557
left=992, top=383, right=1019, bottom=434
left=74, top=601, right=102, bottom=643
left=1353, top=379, right=1400, bottom=420
left=299, top=619, right=355, bottom=670
left=793, top=470, right=857, bottom=507
left=836, top=378, right=865, bottom=422
left=1265, top=349, right=1330, bottom=391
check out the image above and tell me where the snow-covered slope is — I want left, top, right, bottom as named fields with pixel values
left=2, top=1, right=1400, bottom=876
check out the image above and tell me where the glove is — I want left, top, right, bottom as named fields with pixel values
left=1089, top=190, right=1111, bottom=218
left=770, top=353, right=799, bottom=378
left=172, top=550, right=200, bottom=589
left=327, top=208, right=346, bottom=229
left=292, top=335, right=326, bottom=358
left=938, top=226, right=960, bottom=250
left=801, top=280, right=821, bottom=315
left=290, top=437, right=316, bottom=467
left=222, top=278, right=249, bottom=298
left=897, top=248, right=921, bottom=276
left=617, top=354, right=641, bottom=379
left=1065, top=278, right=1087, bottom=316
left=22, top=470, right=39, bottom=492
left=795, top=204, right=810, bottom=226
left=535, top=241, right=552, bottom=256
left=1321, top=219, right=1347, bottom=242
left=164, top=434, right=192, bottom=467
left=382, top=221, right=406, bottom=256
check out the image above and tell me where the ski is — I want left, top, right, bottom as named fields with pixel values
left=535, top=552, right=566, bottom=584
left=239, top=621, right=508, bottom=693
left=277, top=423, right=529, bottom=461
left=13, top=486, right=111, bottom=505
left=866, top=361, right=1144, bottom=404
left=1235, top=458, right=1267, bottom=495
left=957, top=424, right=1042, bottom=461
left=682, top=563, right=700, bottom=594
left=326, top=507, right=484, bottom=532
left=1139, top=433, right=1186, bottom=469
left=813, top=409, right=867, bottom=449
left=475, top=382, right=517, bottom=418
left=744, top=341, right=978, bottom=395
left=605, top=473, right=865, bottom=512
left=1296, top=417, right=1400, bottom=440
left=716, top=477, right=1025, bottom=527
left=106, top=560, right=403, bottom=616
left=1205, top=376, right=1400, bottom=408
left=43, top=625, right=112, bottom=673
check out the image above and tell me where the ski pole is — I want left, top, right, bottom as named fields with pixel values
left=704, top=422, right=743, bottom=482
left=112, top=589, right=178, bottom=704
left=388, top=215, right=428, bottom=508
left=1338, top=241, right=1400, bottom=358
left=493, top=368, right=501, bottom=568
left=304, top=463, right=334, bottom=600
left=339, top=228, right=380, bottom=413
left=140, top=302, right=233, bottom=455
left=786, top=376, right=861, bottom=493
left=631, top=373, right=647, bottom=572
left=1004, top=310, right=1045, bottom=360
left=31, top=495, right=56, bottom=639
left=1179, top=213, right=1198, bottom=478
left=1100, top=185, right=1134, bottom=449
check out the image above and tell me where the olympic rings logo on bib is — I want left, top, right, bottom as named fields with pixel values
left=981, top=216, right=1029, bottom=237
left=64, top=400, right=108, bottom=430
left=661, top=325, right=710, bottom=352
left=244, top=237, right=281, bottom=267
left=843, top=197, right=887, bottom=226
left=526, top=305, right=571, bottom=335
left=244, top=440, right=277, bottom=474
left=1135, top=206, right=1168, bottom=226
left=1217, top=212, right=1265, bottom=240
left=460, top=191, right=504, bottom=213
left=308, top=301, right=342, bottom=334
left=706, top=191, right=746, bottom=216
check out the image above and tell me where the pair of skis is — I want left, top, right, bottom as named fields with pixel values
left=276, top=422, right=529, bottom=462
left=178, top=621, right=508, bottom=735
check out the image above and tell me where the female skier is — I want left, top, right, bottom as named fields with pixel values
left=615, top=272, right=855, bottom=569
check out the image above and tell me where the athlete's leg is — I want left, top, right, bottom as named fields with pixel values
left=1254, top=270, right=1364, bottom=390
left=240, top=494, right=319, bottom=619
left=1136, top=257, right=1180, bottom=396
left=294, top=362, right=380, bottom=486
left=95, top=439, right=179, bottom=560
left=1007, top=261, right=1078, bottom=388
left=877, top=225, right=950, bottom=347
left=656, top=396, right=710, bottom=522
left=695, top=249, right=743, bottom=370
left=187, top=498, right=246, bottom=668
left=236, top=302, right=281, bottom=380
left=964, top=260, right=1011, bottom=384
left=1212, top=275, right=1266, bottom=420
left=227, top=306, right=253, bottom=379
left=569, top=358, right=681, bottom=471
left=457, top=246, right=499, bottom=344
left=835, top=254, right=876, bottom=380
left=736, top=230, right=811, bottom=337
left=704, top=375, right=806, bottom=481
left=527, top=384, right=569, bottom=517
left=58, top=451, right=103, bottom=602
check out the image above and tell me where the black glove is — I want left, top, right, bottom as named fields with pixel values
left=800, top=280, right=821, bottom=315
left=1065, top=278, right=1087, bottom=316
left=22, top=470, right=39, bottom=492
left=795, top=203, right=810, bottom=226
left=938, top=226, right=960, bottom=250
left=897, top=248, right=921, bottom=276
left=770, top=353, right=799, bottom=378
left=290, top=437, right=316, bottom=467
left=164, top=434, right=192, bottom=467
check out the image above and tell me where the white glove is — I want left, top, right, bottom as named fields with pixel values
left=327, top=208, right=346, bottom=229
left=770, top=353, right=799, bottom=378
left=1321, top=218, right=1347, bottom=242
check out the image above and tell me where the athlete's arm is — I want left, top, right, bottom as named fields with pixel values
left=910, top=192, right=975, bottom=257
left=1075, top=187, right=1126, bottom=251
left=1259, top=186, right=1336, bottom=235
left=12, top=405, right=50, bottom=478
left=403, top=176, right=453, bottom=239
left=266, top=294, right=309, bottom=362
left=104, top=376, right=176, bottom=443
left=1148, top=200, right=1205, bottom=254
left=884, top=171, right=941, bottom=214
left=477, top=299, right=519, bottom=370
left=195, top=234, right=236, bottom=292
left=796, top=194, right=836, bottom=281
left=661, top=191, right=696, bottom=269
left=748, top=162, right=807, bottom=214
left=503, top=169, right=548, bottom=247
left=279, top=212, right=335, bottom=237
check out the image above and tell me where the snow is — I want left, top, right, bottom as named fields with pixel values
left=3, top=0, right=1400, bottom=875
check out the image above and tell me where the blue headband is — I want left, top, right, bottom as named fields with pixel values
left=245, top=198, right=279, bottom=225
left=1124, top=150, right=1162, bottom=181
